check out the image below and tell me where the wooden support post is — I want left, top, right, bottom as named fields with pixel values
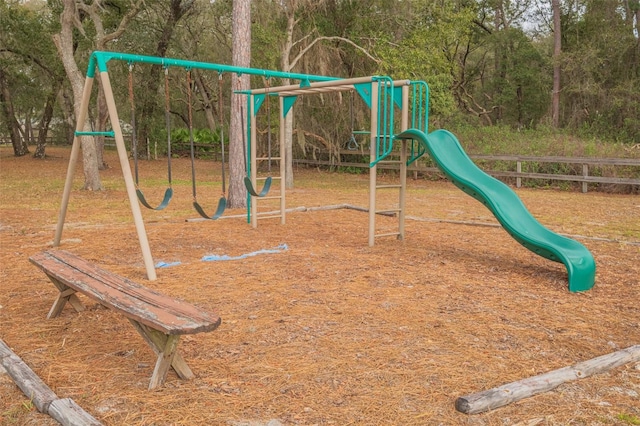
left=582, top=163, right=589, bottom=193
left=53, top=75, right=95, bottom=247
left=368, top=82, right=379, bottom=247
left=516, top=161, right=522, bottom=188
left=99, top=70, right=157, bottom=281
left=398, top=85, right=409, bottom=241
left=455, top=345, right=640, bottom=415
left=279, top=96, right=286, bottom=225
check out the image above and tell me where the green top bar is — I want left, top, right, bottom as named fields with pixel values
left=87, top=51, right=339, bottom=83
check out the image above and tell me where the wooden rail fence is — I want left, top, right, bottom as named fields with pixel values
left=294, top=150, right=640, bottom=193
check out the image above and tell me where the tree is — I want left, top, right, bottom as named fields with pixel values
left=52, top=0, right=143, bottom=190
left=0, top=1, right=63, bottom=158
left=557, top=0, right=640, bottom=140
left=228, top=0, right=251, bottom=208
left=552, top=0, right=561, bottom=127
left=260, top=0, right=379, bottom=188
left=377, top=1, right=471, bottom=122
left=0, top=66, right=27, bottom=156
left=134, top=0, right=196, bottom=161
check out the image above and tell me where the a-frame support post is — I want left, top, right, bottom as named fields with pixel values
left=53, top=76, right=94, bottom=248
left=99, top=70, right=157, bottom=280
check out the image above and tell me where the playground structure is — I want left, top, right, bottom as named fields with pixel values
left=53, top=50, right=595, bottom=292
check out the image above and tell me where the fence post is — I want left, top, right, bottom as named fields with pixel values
left=516, top=160, right=522, bottom=188
left=582, top=164, right=588, bottom=193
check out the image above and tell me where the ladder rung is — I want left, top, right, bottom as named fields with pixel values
left=377, top=160, right=402, bottom=164
left=256, top=157, right=282, bottom=161
left=260, top=195, right=282, bottom=200
left=376, top=184, right=402, bottom=189
left=256, top=176, right=281, bottom=181
left=374, top=232, right=401, bottom=238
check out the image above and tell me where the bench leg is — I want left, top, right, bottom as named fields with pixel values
left=149, top=334, right=180, bottom=390
left=45, top=275, right=85, bottom=319
left=128, top=320, right=195, bottom=389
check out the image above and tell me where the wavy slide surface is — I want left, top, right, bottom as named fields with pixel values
left=396, top=128, right=595, bottom=292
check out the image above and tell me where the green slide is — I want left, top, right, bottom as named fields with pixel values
left=396, top=128, right=595, bottom=292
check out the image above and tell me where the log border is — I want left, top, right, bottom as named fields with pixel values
left=455, top=345, right=640, bottom=414
left=0, top=339, right=102, bottom=425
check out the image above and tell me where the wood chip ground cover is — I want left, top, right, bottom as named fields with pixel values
left=0, top=147, right=638, bottom=425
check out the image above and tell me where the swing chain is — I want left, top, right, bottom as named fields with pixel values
left=128, top=63, right=140, bottom=186
left=164, top=67, right=172, bottom=185
left=218, top=73, right=226, bottom=196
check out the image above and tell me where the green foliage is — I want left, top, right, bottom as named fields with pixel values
left=170, top=127, right=223, bottom=145
left=557, top=0, right=640, bottom=143
left=486, top=28, right=551, bottom=127
left=3, top=0, right=639, bottom=157
left=617, top=413, right=640, bottom=425
left=376, top=1, right=475, bottom=119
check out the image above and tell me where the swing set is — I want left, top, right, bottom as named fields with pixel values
left=53, top=51, right=429, bottom=281
left=53, top=51, right=339, bottom=280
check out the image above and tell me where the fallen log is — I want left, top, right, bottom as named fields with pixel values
left=455, top=345, right=640, bottom=414
left=0, top=340, right=57, bottom=413
left=49, top=398, right=102, bottom=426
left=0, top=339, right=102, bottom=425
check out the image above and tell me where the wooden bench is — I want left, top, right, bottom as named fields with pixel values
left=29, top=250, right=221, bottom=390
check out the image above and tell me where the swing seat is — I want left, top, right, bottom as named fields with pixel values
left=193, top=197, right=226, bottom=220
left=244, top=176, right=272, bottom=198
left=346, top=134, right=359, bottom=150
left=136, top=187, right=173, bottom=211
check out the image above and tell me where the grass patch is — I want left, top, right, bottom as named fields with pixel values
left=617, top=413, right=640, bottom=425
left=452, top=124, right=640, bottom=159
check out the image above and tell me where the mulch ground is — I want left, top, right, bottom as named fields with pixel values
left=1, top=147, right=639, bottom=425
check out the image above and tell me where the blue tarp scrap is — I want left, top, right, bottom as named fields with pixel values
left=155, top=261, right=182, bottom=268
left=201, top=244, right=288, bottom=262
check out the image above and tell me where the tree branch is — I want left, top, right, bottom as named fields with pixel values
left=100, top=0, right=145, bottom=46
left=290, top=35, right=380, bottom=70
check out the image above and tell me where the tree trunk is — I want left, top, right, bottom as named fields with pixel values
left=24, top=108, right=34, bottom=146
left=278, top=75, right=294, bottom=189
left=137, top=0, right=193, bottom=158
left=193, top=71, right=218, bottom=133
left=228, top=0, right=251, bottom=208
left=0, top=67, right=28, bottom=156
left=552, top=0, right=562, bottom=128
left=52, top=0, right=103, bottom=190
left=57, top=84, right=75, bottom=145
left=493, top=3, right=505, bottom=123
left=33, top=77, right=62, bottom=159
left=281, top=10, right=297, bottom=189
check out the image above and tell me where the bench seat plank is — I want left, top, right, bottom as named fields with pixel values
left=30, top=250, right=220, bottom=335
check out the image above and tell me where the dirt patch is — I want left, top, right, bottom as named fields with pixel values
left=1, top=147, right=639, bottom=425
